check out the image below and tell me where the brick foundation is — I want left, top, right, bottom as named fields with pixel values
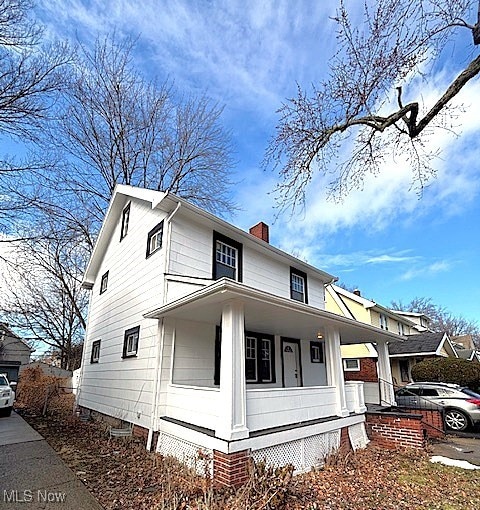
left=366, top=412, right=425, bottom=449
left=132, top=424, right=149, bottom=442
left=213, top=450, right=250, bottom=487
left=340, top=426, right=352, bottom=451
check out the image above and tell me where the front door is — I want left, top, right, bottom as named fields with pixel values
left=282, top=339, right=301, bottom=387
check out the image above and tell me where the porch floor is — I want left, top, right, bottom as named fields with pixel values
left=160, top=412, right=362, bottom=440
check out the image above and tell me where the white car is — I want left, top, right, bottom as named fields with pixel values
left=0, top=373, right=15, bottom=417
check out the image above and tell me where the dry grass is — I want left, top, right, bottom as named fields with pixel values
left=20, top=400, right=480, bottom=510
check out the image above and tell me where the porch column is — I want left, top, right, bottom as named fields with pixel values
left=376, top=341, right=396, bottom=405
left=215, top=299, right=249, bottom=441
left=325, top=326, right=349, bottom=417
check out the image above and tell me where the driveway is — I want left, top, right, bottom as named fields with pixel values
left=431, top=434, right=480, bottom=467
left=0, top=412, right=103, bottom=509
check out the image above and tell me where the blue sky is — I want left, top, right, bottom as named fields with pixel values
left=31, top=0, right=480, bottom=322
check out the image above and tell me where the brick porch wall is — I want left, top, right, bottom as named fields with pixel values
left=403, top=408, right=445, bottom=439
left=366, top=412, right=425, bottom=449
left=213, top=450, right=251, bottom=487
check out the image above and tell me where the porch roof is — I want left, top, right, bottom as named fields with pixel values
left=144, top=279, right=403, bottom=345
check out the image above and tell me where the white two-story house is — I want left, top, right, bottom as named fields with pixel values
left=78, top=185, right=401, bottom=485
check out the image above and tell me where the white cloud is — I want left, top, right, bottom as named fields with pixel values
left=400, top=260, right=452, bottom=281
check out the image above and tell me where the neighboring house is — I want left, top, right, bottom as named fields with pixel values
left=340, top=343, right=380, bottom=404
left=391, top=311, right=432, bottom=333
left=78, top=185, right=401, bottom=484
left=325, top=285, right=414, bottom=404
left=0, top=323, right=33, bottom=381
left=389, top=331, right=458, bottom=385
left=451, top=334, right=479, bottom=362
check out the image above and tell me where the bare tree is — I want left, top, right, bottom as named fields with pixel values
left=40, top=35, right=236, bottom=222
left=0, top=0, right=70, bottom=140
left=1, top=231, right=89, bottom=370
left=265, top=0, right=480, bottom=210
left=391, top=297, right=480, bottom=345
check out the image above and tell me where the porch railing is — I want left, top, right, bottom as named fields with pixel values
left=165, top=384, right=220, bottom=430
left=345, top=381, right=367, bottom=413
left=246, top=386, right=338, bottom=431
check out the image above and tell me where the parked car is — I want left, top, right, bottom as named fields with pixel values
left=0, top=373, right=15, bottom=417
left=395, top=382, right=480, bottom=431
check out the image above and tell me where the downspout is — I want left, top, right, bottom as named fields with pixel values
left=148, top=200, right=181, bottom=450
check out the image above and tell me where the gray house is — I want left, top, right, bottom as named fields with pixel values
left=0, top=323, right=33, bottom=381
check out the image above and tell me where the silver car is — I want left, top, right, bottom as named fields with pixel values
left=395, top=382, right=480, bottom=432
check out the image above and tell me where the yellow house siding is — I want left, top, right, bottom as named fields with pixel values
left=324, top=291, right=345, bottom=316
left=341, top=298, right=370, bottom=324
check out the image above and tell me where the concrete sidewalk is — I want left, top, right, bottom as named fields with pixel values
left=0, top=412, right=103, bottom=509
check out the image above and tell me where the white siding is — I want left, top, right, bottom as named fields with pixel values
left=168, top=214, right=326, bottom=308
left=172, top=320, right=216, bottom=387
left=79, top=198, right=168, bottom=429
left=300, top=339, right=327, bottom=387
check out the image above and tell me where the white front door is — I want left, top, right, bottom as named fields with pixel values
left=283, top=340, right=301, bottom=387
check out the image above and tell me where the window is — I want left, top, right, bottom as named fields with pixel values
left=399, top=360, right=410, bottom=382
left=213, top=232, right=242, bottom=281
left=90, top=340, right=101, bottom=363
left=290, top=268, right=308, bottom=303
left=213, top=329, right=274, bottom=385
left=120, top=203, right=130, bottom=240
left=380, top=313, right=389, bottom=330
left=122, top=326, right=140, bottom=358
left=245, top=332, right=274, bottom=383
left=343, top=358, right=360, bottom=371
left=398, top=322, right=405, bottom=335
left=100, top=271, right=109, bottom=294
left=310, top=341, right=324, bottom=363
left=146, top=221, right=164, bottom=257
left=245, top=336, right=257, bottom=382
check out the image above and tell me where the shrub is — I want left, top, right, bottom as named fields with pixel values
left=15, top=366, right=72, bottom=416
left=411, top=357, right=480, bottom=390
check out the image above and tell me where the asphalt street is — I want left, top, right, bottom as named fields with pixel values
left=0, top=412, right=103, bottom=510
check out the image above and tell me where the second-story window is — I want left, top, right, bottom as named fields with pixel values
left=120, top=203, right=130, bottom=240
left=91, top=339, right=101, bottom=363
left=398, top=322, right=405, bottom=335
left=290, top=268, right=308, bottom=303
left=146, top=221, right=164, bottom=257
left=380, top=313, right=389, bottom=330
left=122, top=326, right=140, bottom=358
left=100, top=271, right=109, bottom=294
left=213, top=232, right=243, bottom=281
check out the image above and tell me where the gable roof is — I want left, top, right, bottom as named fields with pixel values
left=326, top=285, right=416, bottom=327
left=0, top=322, right=34, bottom=351
left=388, top=331, right=456, bottom=358
left=82, top=185, right=337, bottom=288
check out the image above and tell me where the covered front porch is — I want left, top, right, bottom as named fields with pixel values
left=145, top=278, right=401, bottom=443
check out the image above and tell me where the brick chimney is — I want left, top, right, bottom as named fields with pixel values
left=249, top=222, right=269, bottom=243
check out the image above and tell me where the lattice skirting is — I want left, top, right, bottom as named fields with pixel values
left=156, top=432, right=212, bottom=476
left=251, top=429, right=341, bottom=474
